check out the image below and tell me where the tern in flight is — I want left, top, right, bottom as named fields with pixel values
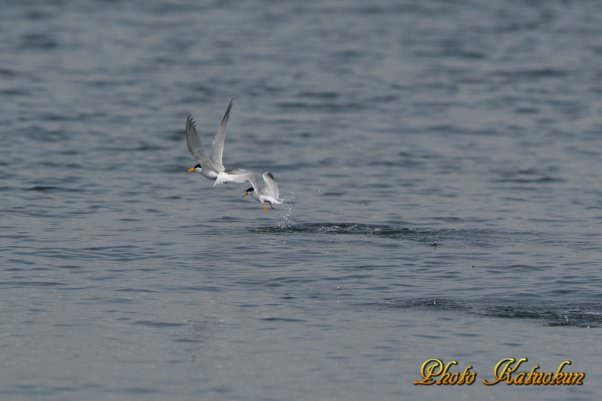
left=243, top=172, right=284, bottom=214
left=186, top=100, right=252, bottom=186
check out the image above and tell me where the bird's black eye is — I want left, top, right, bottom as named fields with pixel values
left=245, top=187, right=254, bottom=192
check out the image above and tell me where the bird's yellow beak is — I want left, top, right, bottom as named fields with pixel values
left=243, top=191, right=249, bottom=198
left=187, top=167, right=196, bottom=173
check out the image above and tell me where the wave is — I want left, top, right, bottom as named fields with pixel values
left=252, top=222, right=505, bottom=246
left=366, top=298, right=602, bottom=328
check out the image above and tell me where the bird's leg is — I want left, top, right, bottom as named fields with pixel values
left=269, top=202, right=275, bottom=209
left=262, top=202, right=268, bottom=214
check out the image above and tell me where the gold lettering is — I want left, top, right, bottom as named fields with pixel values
left=558, top=373, right=568, bottom=384
left=513, top=372, right=526, bottom=385
left=532, top=370, right=543, bottom=385
left=462, top=366, right=477, bottom=385
left=439, top=360, right=458, bottom=385
left=414, top=359, right=444, bottom=385
left=414, top=358, right=584, bottom=386
left=414, top=359, right=476, bottom=385
left=483, top=357, right=527, bottom=385
left=542, top=372, right=553, bottom=384
left=523, top=366, right=541, bottom=385
left=554, top=361, right=570, bottom=385
left=571, top=372, right=585, bottom=385
left=554, top=372, right=564, bottom=384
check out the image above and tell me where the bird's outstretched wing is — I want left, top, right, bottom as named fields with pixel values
left=210, top=99, right=233, bottom=172
left=262, top=172, right=280, bottom=200
left=185, top=116, right=213, bottom=169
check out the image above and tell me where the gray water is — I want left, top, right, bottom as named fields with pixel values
left=1, top=0, right=601, bottom=400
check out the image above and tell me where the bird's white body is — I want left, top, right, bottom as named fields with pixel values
left=190, top=166, right=218, bottom=180
left=243, top=172, right=283, bottom=213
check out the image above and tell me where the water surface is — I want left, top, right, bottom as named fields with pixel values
left=1, top=0, right=601, bottom=400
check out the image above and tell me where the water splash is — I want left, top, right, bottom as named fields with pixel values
left=279, top=191, right=295, bottom=229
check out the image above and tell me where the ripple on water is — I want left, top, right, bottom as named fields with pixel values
left=366, top=298, right=602, bottom=328
left=251, top=222, right=513, bottom=246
